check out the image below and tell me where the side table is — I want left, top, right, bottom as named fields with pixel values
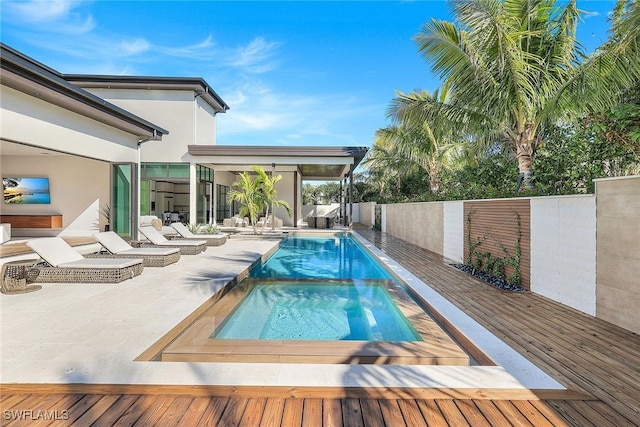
left=0, top=259, right=42, bottom=294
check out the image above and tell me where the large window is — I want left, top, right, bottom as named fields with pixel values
left=141, top=162, right=189, bottom=179
left=216, top=184, right=230, bottom=221
left=112, top=163, right=135, bottom=237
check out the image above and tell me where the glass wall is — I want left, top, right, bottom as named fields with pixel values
left=112, top=163, right=134, bottom=237
left=216, top=184, right=230, bottom=221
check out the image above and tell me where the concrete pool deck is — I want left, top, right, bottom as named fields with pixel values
left=0, top=232, right=562, bottom=393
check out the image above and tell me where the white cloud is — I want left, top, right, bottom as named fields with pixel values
left=229, top=37, right=281, bottom=73
left=119, top=39, right=151, bottom=56
left=2, top=0, right=95, bottom=33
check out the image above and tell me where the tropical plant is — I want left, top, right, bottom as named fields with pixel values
left=251, top=166, right=292, bottom=232
left=409, top=0, right=640, bottom=193
left=227, top=171, right=263, bottom=234
left=383, top=87, right=461, bottom=194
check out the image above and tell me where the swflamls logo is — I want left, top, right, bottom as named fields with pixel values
left=3, top=409, right=69, bottom=421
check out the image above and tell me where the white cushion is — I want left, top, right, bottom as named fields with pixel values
left=27, top=237, right=84, bottom=267
left=171, top=222, right=196, bottom=238
left=93, top=231, right=133, bottom=253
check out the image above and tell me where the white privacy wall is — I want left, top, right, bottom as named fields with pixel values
left=530, top=195, right=597, bottom=315
left=443, top=201, right=464, bottom=263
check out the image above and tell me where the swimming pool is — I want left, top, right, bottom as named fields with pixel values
left=158, top=232, right=470, bottom=365
left=250, top=233, right=390, bottom=279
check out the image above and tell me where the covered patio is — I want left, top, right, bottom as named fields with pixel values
left=187, top=145, right=367, bottom=227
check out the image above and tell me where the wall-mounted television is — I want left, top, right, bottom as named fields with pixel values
left=3, top=177, right=51, bottom=204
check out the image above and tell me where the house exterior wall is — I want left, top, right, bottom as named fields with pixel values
left=274, top=171, right=295, bottom=226
left=595, top=175, right=640, bottom=334
left=82, top=88, right=203, bottom=162
left=530, top=195, right=597, bottom=315
left=0, top=155, right=110, bottom=234
left=195, top=96, right=218, bottom=146
left=1, top=86, right=141, bottom=162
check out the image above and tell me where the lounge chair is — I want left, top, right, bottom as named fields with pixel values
left=92, top=231, right=181, bottom=267
left=170, top=223, right=227, bottom=247
left=26, top=237, right=143, bottom=283
left=138, top=226, right=207, bottom=255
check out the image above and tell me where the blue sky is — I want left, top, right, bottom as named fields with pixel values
left=0, top=0, right=617, bottom=149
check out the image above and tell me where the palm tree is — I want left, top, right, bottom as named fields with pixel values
left=251, top=166, right=292, bottom=232
left=383, top=88, right=460, bottom=194
left=227, top=171, right=263, bottom=234
left=411, top=0, right=639, bottom=192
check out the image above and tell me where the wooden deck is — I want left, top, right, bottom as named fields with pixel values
left=2, top=225, right=639, bottom=426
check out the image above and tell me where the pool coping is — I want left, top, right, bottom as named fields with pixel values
left=159, top=278, right=471, bottom=365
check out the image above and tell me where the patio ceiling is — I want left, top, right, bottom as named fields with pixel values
left=188, top=145, right=368, bottom=180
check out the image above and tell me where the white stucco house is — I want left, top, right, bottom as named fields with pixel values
left=1, top=44, right=367, bottom=239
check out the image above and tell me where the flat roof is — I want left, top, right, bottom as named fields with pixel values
left=188, top=145, right=368, bottom=180
left=65, top=75, right=229, bottom=113
left=0, top=43, right=169, bottom=139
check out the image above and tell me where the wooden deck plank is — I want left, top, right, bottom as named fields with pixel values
left=89, top=394, right=140, bottom=427
left=490, top=400, right=535, bottom=426
left=434, top=399, right=470, bottom=426
left=217, top=397, right=249, bottom=427
left=48, top=394, right=103, bottom=426
left=322, top=399, right=343, bottom=427
left=341, top=398, right=364, bottom=427
left=239, top=397, right=267, bottom=426
left=259, top=398, right=285, bottom=427
left=471, top=400, right=514, bottom=426
left=197, top=397, right=230, bottom=427
left=132, top=395, right=176, bottom=426
left=359, top=398, right=385, bottom=427
left=301, top=398, right=323, bottom=427
left=175, top=396, right=211, bottom=426
left=396, top=400, right=427, bottom=427
left=416, top=399, right=448, bottom=427
left=72, top=394, right=121, bottom=426
left=111, top=394, right=159, bottom=427
left=280, top=398, right=304, bottom=427
left=453, top=400, right=492, bottom=427
left=378, top=399, right=407, bottom=427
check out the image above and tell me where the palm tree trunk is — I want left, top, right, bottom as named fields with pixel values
left=428, top=159, right=440, bottom=194
left=515, top=128, right=536, bottom=193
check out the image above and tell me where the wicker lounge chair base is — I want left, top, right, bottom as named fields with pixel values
left=168, top=234, right=227, bottom=246
left=169, top=223, right=228, bottom=246
left=86, top=251, right=180, bottom=267
left=27, top=263, right=143, bottom=283
left=135, top=241, right=207, bottom=255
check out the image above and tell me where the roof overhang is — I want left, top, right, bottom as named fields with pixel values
left=64, top=75, right=229, bottom=113
left=188, top=145, right=368, bottom=180
left=0, top=43, right=169, bottom=140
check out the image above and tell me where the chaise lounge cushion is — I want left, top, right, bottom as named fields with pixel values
left=26, top=237, right=142, bottom=269
left=91, top=231, right=181, bottom=267
left=139, top=226, right=206, bottom=247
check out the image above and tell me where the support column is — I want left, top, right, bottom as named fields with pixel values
left=349, top=165, right=354, bottom=227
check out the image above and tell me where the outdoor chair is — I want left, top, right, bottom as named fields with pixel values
left=92, top=231, right=181, bottom=267
left=170, top=223, right=228, bottom=247
left=138, top=226, right=207, bottom=255
left=26, top=237, right=143, bottom=283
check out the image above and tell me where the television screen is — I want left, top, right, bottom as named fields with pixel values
left=3, top=177, right=51, bottom=204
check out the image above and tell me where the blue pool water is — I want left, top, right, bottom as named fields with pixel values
left=214, top=282, right=421, bottom=341
left=214, top=233, right=422, bottom=341
left=250, top=233, right=391, bottom=280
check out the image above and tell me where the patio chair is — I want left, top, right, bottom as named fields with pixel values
left=92, top=231, right=181, bottom=267
left=170, top=222, right=227, bottom=247
left=26, top=237, right=143, bottom=283
left=138, top=226, right=207, bottom=255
